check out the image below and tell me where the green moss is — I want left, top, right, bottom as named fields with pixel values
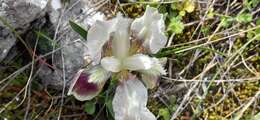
left=199, top=81, right=260, bottom=119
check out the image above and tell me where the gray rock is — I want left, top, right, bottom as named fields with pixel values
left=0, top=0, right=48, bottom=29
left=38, top=0, right=105, bottom=89
left=0, top=0, right=48, bottom=62
left=0, top=27, right=16, bottom=62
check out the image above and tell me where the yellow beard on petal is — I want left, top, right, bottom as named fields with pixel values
left=129, top=37, right=146, bottom=56
left=116, top=70, right=129, bottom=82
left=102, top=39, right=113, bottom=57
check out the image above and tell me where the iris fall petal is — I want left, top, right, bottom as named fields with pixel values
left=68, top=66, right=110, bottom=101
left=139, top=58, right=166, bottom=89
left=101, top=56, right=122, bottom=72
left=112, top=79, right=156, bottom=120
left=123, top=54, right=153, bottom=71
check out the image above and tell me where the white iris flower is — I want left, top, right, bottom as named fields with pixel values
left=68, top=6, right=167, bottom=120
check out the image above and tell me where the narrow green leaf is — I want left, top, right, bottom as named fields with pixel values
left=35, top=31, right=54, bottom=43
left=106, top=99, right=114, bottom=118
left=69, top=20, right=88, bottom=39
left=197, top=47, right=226, bottom=57
left=153, top=45, right=190, bottom=57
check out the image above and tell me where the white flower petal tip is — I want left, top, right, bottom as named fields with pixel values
left=124, top=54, right=153, bottom=71
left=131, top=6, right=167, bottom=54
left=112, top=79, right=156, bottom=120
left=140, top=58, right=167, bottom=89
left=67, top=66, right=110, bottom=101
left=101, top=56, right=121, bottom=72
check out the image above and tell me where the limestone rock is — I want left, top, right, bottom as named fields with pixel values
left=0, top=0, right=48, bottom=62
left=38, top=0, right=105, bottom=89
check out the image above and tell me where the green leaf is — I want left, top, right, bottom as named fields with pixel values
left=84, top=101, right=96, bottom=115
left=251, top=0, right=260, bottom=7
left=244, top=0, right=260, bottom=9
left=254, top=19, right=260, bottom=40
left=36, top=31, right=54, bottom=43
left=246, top=30, right=255, bottom=39
left=168, top=17, right=184, bottom=34
left=220, top=16, right=233, bottom=27
left=256, top=19, right=260, bottom=26
left=69, top=20, right=88, bottom=39
left=236, top=13, right=253, bottom=23
left=198, top=47, right=226, bottom=57
left=158, top=108, right=170, bottom=120
left=106, top=98, right=114, bottom=118
left=246, top=20, right=260, bottom=40
left=252, top=112, right=260, bottom=120
left=35, top=31, right=58, bottom=54
left=201, top=26, right=210, bottom=36
left=103, top=84, right=115, bottom=118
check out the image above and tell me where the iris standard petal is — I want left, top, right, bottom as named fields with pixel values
left=111, top=14, right=132, bottom=58
left=67, top=66, right=110, bottom=101
left=131, top=6, right=161, bottom=35
left=112, top=79, right=156, bottom=120
left=86, top=20, right=113, bottom=61
left=146, top=23, right=167, bottom=54
left=139, top=58, right=166, bottom=89
left=101, top=56, right=121, bottom=72
left=143, top=6, right=162, bottom=23
left=131, top=6, right=167, bottom=54
left=123, top=54, right=153, bottom=71
left=130, top=16, right=144, bottom=37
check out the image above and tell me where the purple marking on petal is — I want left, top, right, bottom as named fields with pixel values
left=72, top=73, right=99, bottom=95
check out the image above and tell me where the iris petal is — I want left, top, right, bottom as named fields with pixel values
left=141, top=74, right=158, bottom=89
left=139, top=58, right=166, bottom=89
left=131, top=6, right=167, bottom=54
left=111, top=14, right=132, bottom=59
left=112, top=79, right=156, bottom=120
left=123, top=54, right=153, bottom=71
left=86, top=20, right=113, bottom=62
left=146, top=23, right=167, bottom=54
left=68, top=66, right=110, bottom=101
left=87, top=13, right=132, bottom=62
left=101, top=56, right=121, bottom=72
